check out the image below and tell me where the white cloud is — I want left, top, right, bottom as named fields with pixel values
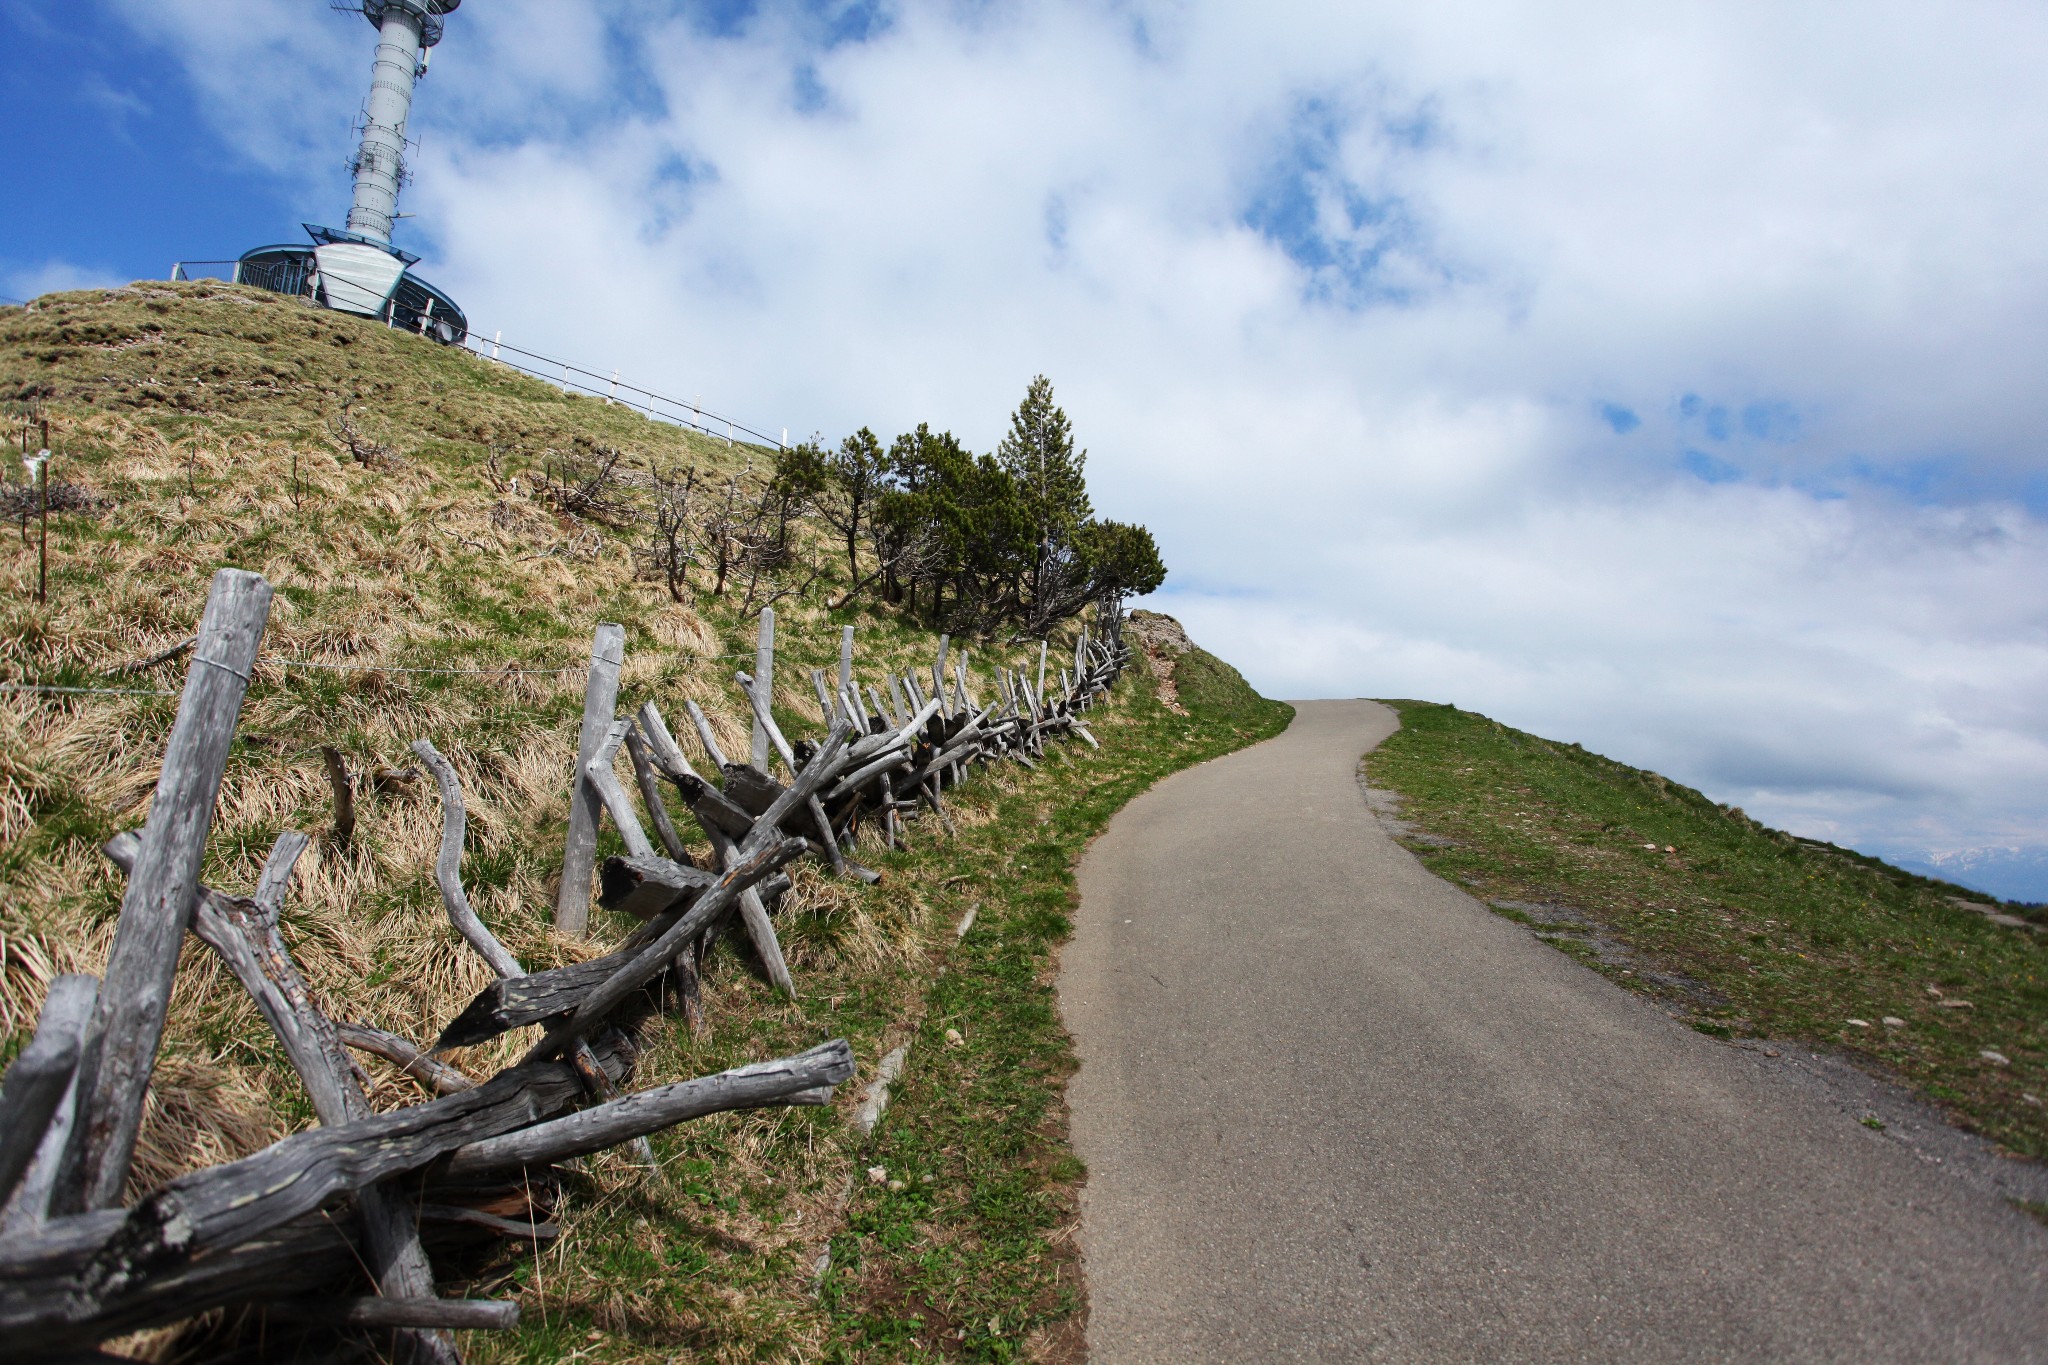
left=103, top=0, right=362, bottom=218
left=2, top=259, right=127, bottom=300
left=118, top=0, right=2048, bottom=891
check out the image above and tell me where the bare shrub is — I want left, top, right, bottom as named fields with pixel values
left=530, top=443, right=634, bottom=526
left=331, top=411, right=402, bottom=469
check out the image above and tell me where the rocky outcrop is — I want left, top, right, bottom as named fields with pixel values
left=1126, top=609, right=1194, bottom=714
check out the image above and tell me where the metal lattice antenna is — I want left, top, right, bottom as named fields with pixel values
left=337, top=1, right=462, bottom=246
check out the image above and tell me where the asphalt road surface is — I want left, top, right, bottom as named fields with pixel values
left=1060, top=700, right=2048, bottom=1363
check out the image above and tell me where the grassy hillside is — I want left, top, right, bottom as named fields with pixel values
left=0, top=282, right=1290, bottom=1362
left=1366, top=702, right=2046, bottom=1162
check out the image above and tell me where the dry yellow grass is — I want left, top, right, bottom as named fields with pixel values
left=0, top=283, right=1082, bottom=1358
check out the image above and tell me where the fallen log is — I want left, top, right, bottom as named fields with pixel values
left=720, top=762, right=785, bottom=818
left=435, top=953, right=638, bottom=1050
left=0, top=1048, right=620, bottom=1342
left=719, top=761, right=848, bottom=875
left=668, top=771, right=756, bottom=840
left=338, top=1023, right=476, bottom=1095
left=0, top=1210, right=361, bottom=1358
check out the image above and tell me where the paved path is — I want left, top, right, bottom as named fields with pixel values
left=1060, top=700, right=2048, bottom=1363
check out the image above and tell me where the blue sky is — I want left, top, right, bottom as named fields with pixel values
left=0, top=4, right=295, bottom=293
left=9, top=1, right=2048, bottom=899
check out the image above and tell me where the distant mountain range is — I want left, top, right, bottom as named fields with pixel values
left=1893, top=846, right=2048, bottom=907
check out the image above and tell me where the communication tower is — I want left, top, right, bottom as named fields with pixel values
left=234, top=1, right=467, bottom=341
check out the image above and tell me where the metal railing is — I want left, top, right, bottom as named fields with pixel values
left=461, top=332, right=786, bottom=451
left=162, top=262, right=788, bottom=451
left=168, top=260, right=244, bottom=284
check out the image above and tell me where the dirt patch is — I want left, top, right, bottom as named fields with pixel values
left=1125, top=609, right=1192, bottom=715
left=0, top=478, right=109, bottom=521
left=1360, top=782, right=1457, bottom=848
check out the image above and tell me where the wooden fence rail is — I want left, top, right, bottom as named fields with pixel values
left=0, top=581, right=1131, bottom=1362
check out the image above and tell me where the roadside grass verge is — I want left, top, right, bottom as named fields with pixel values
left=458, top=653, right=1290, bottom=1363
left=815, top=650, right=1288, bottom=1363
left=1363, top=702, right=2046, bottom=1161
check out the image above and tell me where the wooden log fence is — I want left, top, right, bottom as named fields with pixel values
left=0, top=580, right=1131, bottom=1361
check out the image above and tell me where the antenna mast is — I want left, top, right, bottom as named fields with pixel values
left=346, top=2, right=461, bottom=242
left=227, top=1, right=468, bottom=340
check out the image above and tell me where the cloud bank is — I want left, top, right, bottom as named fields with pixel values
left=108, top=0, right=2048, bottom=894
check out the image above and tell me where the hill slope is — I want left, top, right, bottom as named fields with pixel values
left=0, top=282, right=1291, bottom=1362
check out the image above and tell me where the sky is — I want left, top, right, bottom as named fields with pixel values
left=6, top=0, right=2048, bottom=900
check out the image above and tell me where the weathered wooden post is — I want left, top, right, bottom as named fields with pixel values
left=556, top=622, right=625, bottom=938
left=751, top=607, right=775, bottom=772
left=62, top=568, right=272, bottom=1211
left=109, top=829, right=461, bottom=1363
left=933, top=634, right=951, bottom=720
left=838, top=624, right=855, bottom=703
left=0, top=975, right=96, bottom=1213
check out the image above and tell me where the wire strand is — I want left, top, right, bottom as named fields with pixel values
left=3, top=648, right=763, bottom=700
left=1, top=682, right=176, bottom=698
left=266, top=650, right=756, bottom=676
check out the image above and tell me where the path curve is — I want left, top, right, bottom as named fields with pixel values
left=1060, top=700, right=2048, bottom=1363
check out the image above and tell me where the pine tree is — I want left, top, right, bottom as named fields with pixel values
left=995, top=375, right=1093, bottom=623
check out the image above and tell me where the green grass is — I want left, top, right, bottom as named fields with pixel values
left=816, top=665, right=1290, bottom=1362
left=1364, top=701, right=2047, bottom=1159
left=1168, top=644, right=1275, bottom=730
left=460, top=660, right=1291, bottom=1363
